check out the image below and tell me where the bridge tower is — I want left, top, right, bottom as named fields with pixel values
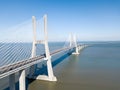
left=70, top=34, right=79, bottom=55
left=29, top=14, right=57, bottom=81
left=69, top=33, right=73, bottom=47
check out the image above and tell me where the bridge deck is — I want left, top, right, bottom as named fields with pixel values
left=0, top=46, right=75, bottom=79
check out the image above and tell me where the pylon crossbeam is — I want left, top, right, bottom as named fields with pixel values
left=36, top=40, right=45, bottom=44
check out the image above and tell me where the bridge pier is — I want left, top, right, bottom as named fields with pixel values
left=19, top=70, right=26, bottom=90
left=71, top=34, right=80, bottom=55
left=9, top=74, right=15, bottom=90
left=29, top=16, right=37, bottom=78
left=72, top=46, right=79, bottom=55
left=29, top=14, right=57, bottom=81
left=47, top=57, right=57, bottom=81
left=36, top=56, right=57, bottom=81
left=36, top=14, right=57, bottom=81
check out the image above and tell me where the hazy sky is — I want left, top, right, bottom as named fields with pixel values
left=0, top=0, right=120, bottom=41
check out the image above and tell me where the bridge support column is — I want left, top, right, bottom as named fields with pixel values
left=9, top=74, right=15, bottom=90
left=72, top=34, right=79, bottom=55
left=19, top=70, right=26, bottom=90
left=28, top=14, right=57, bottom=81
left=36, top=14, right=57, bottom=81
left=47, top=57, right=57, bottom=81
left=44, top=14, right=56, bottom=81
left=29, top=16, right=37, bottom=78
left=36, top=56, right=57, bottom=81
left=72, top=48, right=79, bottom=54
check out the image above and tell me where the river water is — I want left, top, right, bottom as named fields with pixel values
left=0, top=42, right=120, bottom=90
left=28, top=42, right=120, bottom=90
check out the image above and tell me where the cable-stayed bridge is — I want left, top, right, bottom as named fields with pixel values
left=0, top=14, right=87, bottom=90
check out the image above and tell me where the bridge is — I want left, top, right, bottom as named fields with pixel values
left=0, top=14, right=87, bottom=90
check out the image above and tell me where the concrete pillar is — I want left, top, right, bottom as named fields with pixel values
left=72, top=34, right=79, bottom=55
left=31, top=16, right=37, bottom=57
left=29, top=16, right=37, bottom=78
left=47, top=57, right=54, bottom=80
left=44, top=14, right=57, bottom=81
left=30, top=14, right=56, bottom=81
left=9, top=74, right=15, bottom=90
left=19, top=70, right=26, bottom=90
left=69, top=33, right=73, bottom=47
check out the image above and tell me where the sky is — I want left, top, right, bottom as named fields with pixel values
left=0, top=0, right=120, bottom=42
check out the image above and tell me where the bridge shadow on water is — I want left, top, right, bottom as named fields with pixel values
left=35, top=51, right=72, bottom=76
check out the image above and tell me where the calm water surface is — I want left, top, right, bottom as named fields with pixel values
left=28, top=42, right=120, bottom=90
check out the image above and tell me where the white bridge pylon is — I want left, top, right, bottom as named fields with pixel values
left=29, top=14, right=57, bottom=81
left=3, top=14, right=86, bottom=90
left=69, top=33, right=79, bottom=55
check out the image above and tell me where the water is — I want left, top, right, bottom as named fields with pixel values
left=0, top=42, right=120, bottom=90
left=28, top=42, right=120, bottom=90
